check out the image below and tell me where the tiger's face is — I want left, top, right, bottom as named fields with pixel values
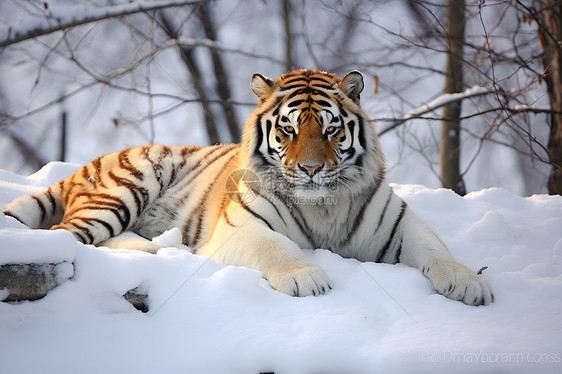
left=243, top=69, right=384, bottom=200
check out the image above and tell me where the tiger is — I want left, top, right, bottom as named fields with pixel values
left=3, top=69, right=494, bottom=306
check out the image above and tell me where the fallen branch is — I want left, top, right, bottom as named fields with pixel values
left=378, top=85, right=493, bottom=136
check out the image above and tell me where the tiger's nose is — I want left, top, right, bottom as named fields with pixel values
left=298, top=163, right=324, bottom=177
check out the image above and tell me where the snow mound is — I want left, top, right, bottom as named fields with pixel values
left=1, top=162, right=561, bottom=374
left=0, top=226, right=79, bottom=264
left=466, top=210, right=515, bottom=241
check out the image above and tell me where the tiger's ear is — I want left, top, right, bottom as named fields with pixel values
left=251, top=73, right=277, bottom=99
left=339, top=71, right=364, bottom=102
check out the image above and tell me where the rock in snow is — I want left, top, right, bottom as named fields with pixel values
left=0, top=163, right=561, bottom=374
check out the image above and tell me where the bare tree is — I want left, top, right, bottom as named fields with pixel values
left=198, top=2, right=240, bottom=143
left=283, top=0, right=295, bottom=71
left=0, top=0, right=557, bottom=195
left=158, top=11, right=220, bottom=145
left=536, top=0, right=562, bottom=194
left=441, top=0, right=467, bottom=195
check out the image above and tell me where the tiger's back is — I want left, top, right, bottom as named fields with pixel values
left=3, top=144, right=239, bottom=248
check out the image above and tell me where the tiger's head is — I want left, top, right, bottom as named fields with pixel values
left=241, top=69, right=385, bottom=201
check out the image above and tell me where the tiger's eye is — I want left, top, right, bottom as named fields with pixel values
left=284, top=126, right=295, bottom=134
left=325, top=126, right=337, bottom=134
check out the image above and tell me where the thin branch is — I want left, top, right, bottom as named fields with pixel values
left=0, top=0, right=210, bottom=48
left=6, top=130, right=47, bottom=169
left=378, top=85, right=493, bottom=135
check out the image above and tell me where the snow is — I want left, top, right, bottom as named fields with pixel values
left=1, top=162, right=561, bottom=374
left=403, top=85, right=491, bottom=121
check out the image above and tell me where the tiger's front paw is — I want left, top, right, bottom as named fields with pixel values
left=427, top=259, right=494, bottom=306
left=269, top=264, right=331, bottom=297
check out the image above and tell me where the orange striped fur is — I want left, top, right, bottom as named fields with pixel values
left=3, top=70, right=493, bottom=305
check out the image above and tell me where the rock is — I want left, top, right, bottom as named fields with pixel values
left=0, top=262, right=74, bottom=302
left=123, top=286, right=149, bottom=313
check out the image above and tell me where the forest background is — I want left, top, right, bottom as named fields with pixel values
left=0, top=0, right=560, bottom=196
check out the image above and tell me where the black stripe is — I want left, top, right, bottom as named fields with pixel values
left=357, top=117, right=366, bottom=148
left=288, top=205, right=317, bottom=247
left=287, top=99, right=304, bottom=107
left=92, top=158, right=105, bottom=188
left=341, top=177, right=384, bottom=246
left=115, top=205, right=131, bottom=230
left=46, top=189, right=57, bottom=215
left=310, top=77, right=332, bottom=84
left=280, top=84, right=307, bottom=91
left=344, top=120, right=356, bottom=161
left=354, top=154, right=363, bottom=168
left=178, top=145, right=239, bottom=202
left=255, top=115, right=264, bottom=151
left=248, top=185, right=287, bottom=228
left=282, top=77, right=309, bottom=85
left=75, top=217, right=115, bottom=237
left=272, top=190, right=317, bottom=247
left=67, top=180, right=86, bottom=207
left=69, top=203, right=129, bottom=231
left=180, top=145, right=202, bottom=158
left=376, top=201, right=407, bottom=263
left=394, top=239, right=403, bottom=264
left=31, top=195, right=46, bottom=223
left=272, top=103, right=281, bottom=116
left=3, top=211, right=25, bottom=225
left=313, top=84, right=336, bottom=90
left=63, top=174, right=77, bottom=205
left=265, top=120, right=276, bottom=157
left=169, top=164, right=177, bottom=187
left=183, top=151, right=238, bottom=246
left=145, top=149, right=165, bottom=191
left=73, top=230, right=88, bottom=244
left=309, top=90, right=330, bottom=98
left=239, top=194, right=273, bottom=230
left=223, top=209, right=235, bottom=227
left=375, top=191, right=393, bottom=234
left=254, top=117, right=274, bottom=169
left=107, top=171, right=145, bottom=217
left=119, top=149, right=144, bottom=181
left=69, top=222, right=94, bottom=244
left=81, top=166, right=89, bottom=180
left=315, top=100, right=331, bottom=107
left=90, top=192, right=132, bottom=229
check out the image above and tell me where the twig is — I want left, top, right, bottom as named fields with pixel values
left=378, top=85, right=493, bottom=135
left=0, top=0, right=211, bottom=48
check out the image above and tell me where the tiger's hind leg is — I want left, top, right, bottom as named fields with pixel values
left=51, top=186, right=141, bottom=245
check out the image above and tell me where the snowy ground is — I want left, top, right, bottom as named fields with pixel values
left=0, top=162, right=561, bottom=374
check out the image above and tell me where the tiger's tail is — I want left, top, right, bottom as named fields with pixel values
left=3, top=182, right=65, bottom=229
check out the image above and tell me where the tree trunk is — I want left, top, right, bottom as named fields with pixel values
left=440, top=0, right=467, bottom=195
left=283, top=0, right=294, bottom=71
left=198, top=3, right=240, bottom=143
left=158, top=13, right=220, bottom=145
left=59, top=110, right=67, bottom=162
left=539, top=0, right=562, bottom=195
